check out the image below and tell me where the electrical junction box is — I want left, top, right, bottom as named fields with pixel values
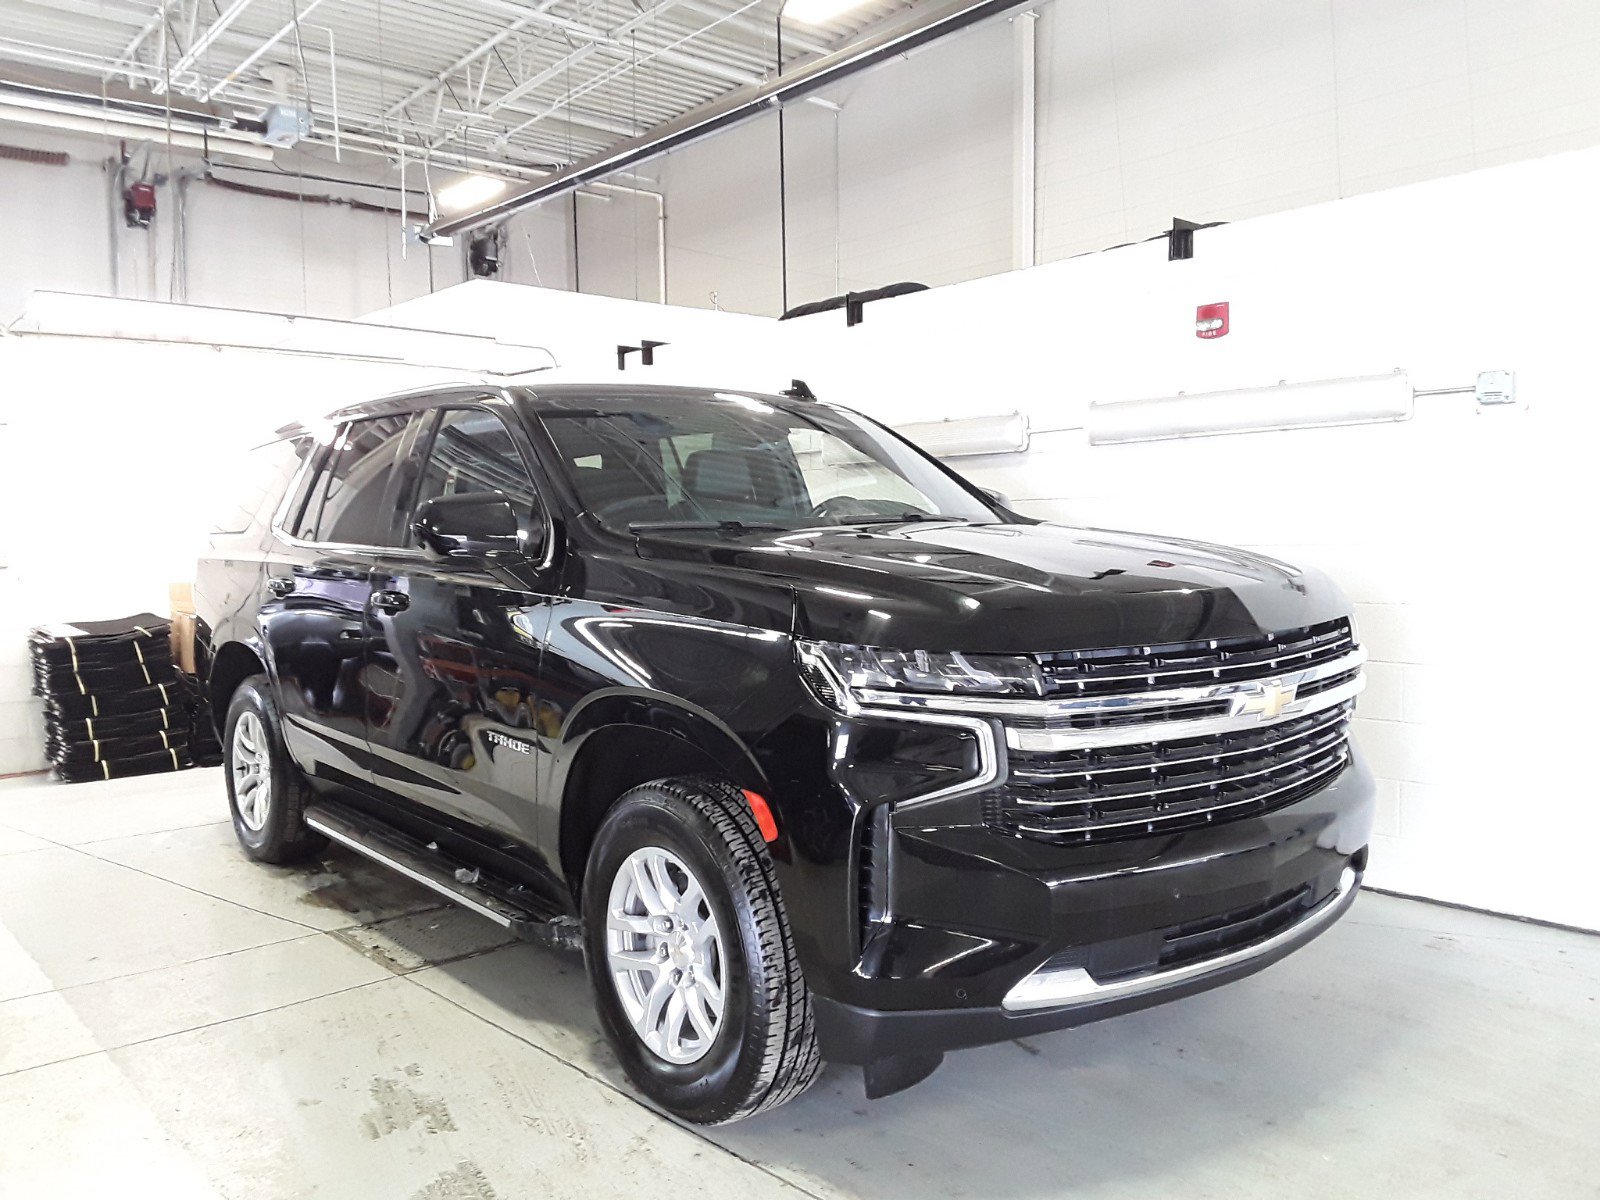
left=262, top=104, right=312, bottom=148
left=1475, top=370, right=1517, bottom=406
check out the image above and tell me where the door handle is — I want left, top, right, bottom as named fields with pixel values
left=267, top=577, right=295, bottom=598
left=370, top=589, right=410, bottom=614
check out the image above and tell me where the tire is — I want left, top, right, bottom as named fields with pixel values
left=582, top=776, right=822, bottom=1125
left=223, top=673, right=327, bottom=865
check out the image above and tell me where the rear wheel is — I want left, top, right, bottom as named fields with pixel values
left=582, top=777, right=821, bottom=1124
left=223, top=674, right=326, bottom=864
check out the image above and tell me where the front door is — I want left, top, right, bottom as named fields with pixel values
left=263, top=414, right=411, bottom=789
left=363, top=401, right=556, bottom=856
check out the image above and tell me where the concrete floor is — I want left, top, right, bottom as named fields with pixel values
left=0, top=770, right=1595, bottom=1200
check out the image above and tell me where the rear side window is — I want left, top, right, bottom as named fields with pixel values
left=408, top=408, right=539, bottom=546
left=214, top=436, right=314, bottom=535
left=305, top=415, right=411, bottom=546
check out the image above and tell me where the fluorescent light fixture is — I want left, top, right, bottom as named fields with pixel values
left=1088, top=373, right=1413, bottom=445
left=782, top=0, right=872, bottom=26
left=895, top=413, right=1031, bottom=458
left=436, top=174, right=509, bottom=213
left=6, top=292, right=558, bottom=376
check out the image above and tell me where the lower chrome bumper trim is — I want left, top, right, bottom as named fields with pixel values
left=1000, top=866, right=1359, bottom=1012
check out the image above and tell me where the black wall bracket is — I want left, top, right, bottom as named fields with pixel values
left=1168, top=217, right=1201, bottom=261
left=617, top=339, right=669, bottom=370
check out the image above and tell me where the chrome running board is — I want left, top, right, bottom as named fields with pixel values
left=304, top=802, right=581, bottom=953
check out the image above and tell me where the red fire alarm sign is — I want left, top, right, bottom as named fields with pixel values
left=1196, top=301, right=1229, bottom=339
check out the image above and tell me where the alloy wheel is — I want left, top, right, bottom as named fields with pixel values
left=604, top=845, right=727, bottom=1065
left=231, top=710, right=273, bottom=832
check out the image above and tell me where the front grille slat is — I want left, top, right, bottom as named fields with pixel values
left=1010, top=704, right=1350, bottom=786
left=992, top=620, right=1358, bottom=845
left=1035, top=618, right=1354, bottom=699
left=1009, top=732, right=1349, bottom=810
left=1003, top=753, right=1349, bottom=840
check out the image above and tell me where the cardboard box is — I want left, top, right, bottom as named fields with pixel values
left=170, top=583, right=197, bottom=675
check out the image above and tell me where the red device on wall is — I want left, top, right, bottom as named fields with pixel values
left=123, top=181, right=156, bottom=229
left=1196, top=301, right=1229, bottom=339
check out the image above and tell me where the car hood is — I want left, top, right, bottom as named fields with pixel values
left=632, top=520, right=1348, bottom=654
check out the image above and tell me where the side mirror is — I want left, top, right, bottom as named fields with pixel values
left=412, top=493, right=528, bottom=560
left=981, top=487, right=1012, bottom=510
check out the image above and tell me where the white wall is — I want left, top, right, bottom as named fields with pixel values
left=582, top=0, right=1600, bottom=317
left=0, top=124, right=653, bottom=322
left=773, top=145, right=1600, bottom=931
left=0, top=338, right=472, bottom=775
left=0, top=125, right=465, bottom=320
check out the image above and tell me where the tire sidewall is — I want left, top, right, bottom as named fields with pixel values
left=223, top=675, right=306, bottom=861
left=583, top=789, right=768, bottom=1122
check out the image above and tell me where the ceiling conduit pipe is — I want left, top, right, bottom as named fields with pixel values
left=1012, top=9, right=1038, bottom=271
left=427, top=0, right=1045, bottom=239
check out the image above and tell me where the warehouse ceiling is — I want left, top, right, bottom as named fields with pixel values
left=0, top=0, right=907, bottom=178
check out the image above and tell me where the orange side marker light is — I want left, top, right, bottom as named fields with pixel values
left=742, top=789, right=779, bottom=843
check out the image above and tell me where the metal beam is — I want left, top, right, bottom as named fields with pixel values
left=100, top=0, right=172, bottom=84
left=380, top=0, right=565, bottom=121
left=199, top=0, right=330, bottom=101
left=431, top=0, right=1041, bottom=238
left=426, top=0, right=702, bottom=151
left=497, top=0, right=767, bottom=143
left=153, top=0, right=259, bottom=94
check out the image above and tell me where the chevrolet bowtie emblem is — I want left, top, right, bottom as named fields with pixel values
left=1239, top=680, right=1297, bottom=720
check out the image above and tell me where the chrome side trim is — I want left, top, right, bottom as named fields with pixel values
left=1001, top=866, right=1358, bottom=1013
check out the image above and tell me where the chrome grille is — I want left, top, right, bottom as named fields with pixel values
left=989, top=701, right=1354, bottom=844
left=1034, top=619, right=1355, bottom=699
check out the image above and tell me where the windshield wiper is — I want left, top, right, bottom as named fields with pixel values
left=842, top=513, right=973, bottom=525
left=628, top=519, right=790, bottom=534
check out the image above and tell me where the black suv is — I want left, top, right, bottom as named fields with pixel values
left=197, top=383, right=1373, bottom=1124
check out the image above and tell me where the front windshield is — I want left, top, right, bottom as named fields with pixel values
left=535, top=392, right=1000, bottom=533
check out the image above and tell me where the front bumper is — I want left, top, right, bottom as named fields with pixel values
left=811, top=750, right=1375, bottom=1065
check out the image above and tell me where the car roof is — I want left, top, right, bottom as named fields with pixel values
left=271, top=382, right=805, bottom=442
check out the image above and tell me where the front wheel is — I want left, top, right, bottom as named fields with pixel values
left=582, top=777, right=821, bottom=1124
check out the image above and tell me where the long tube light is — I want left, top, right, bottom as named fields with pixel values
left=895, top=413, right=1031, bottom=457
left=1087, top=373, right=1414, bottom=445
left=0, top=102, right=277, bottom=162
left=428, top=0, right=1040, bottom=238
left=437, top=173, right=510, bottom=214
left=5, top=292, right=559, bottom=376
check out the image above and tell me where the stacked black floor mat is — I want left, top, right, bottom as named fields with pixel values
left=31, top=614, right=193, bottom=783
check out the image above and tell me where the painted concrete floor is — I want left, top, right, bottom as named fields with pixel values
left=0, top=770, right=1596, bottom=1200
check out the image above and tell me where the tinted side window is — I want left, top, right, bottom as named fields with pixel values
left=284, top=441, right=332, bottom=540
left=409, top=408, right=538, bottom=546
left=311, top=415, right=410, bottom=546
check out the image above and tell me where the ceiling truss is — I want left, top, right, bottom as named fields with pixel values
left=0, top=0, right=904, bottom=181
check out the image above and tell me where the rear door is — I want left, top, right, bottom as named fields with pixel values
left=362, top=397, right=557, bottom=858
left=262, top=413, right=412, bottom=789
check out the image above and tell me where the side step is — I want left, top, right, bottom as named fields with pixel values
left=304, top=802, right=583, bottom=954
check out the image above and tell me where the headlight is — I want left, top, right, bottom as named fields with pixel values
left=798, top=639, right=1042, bottom=706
